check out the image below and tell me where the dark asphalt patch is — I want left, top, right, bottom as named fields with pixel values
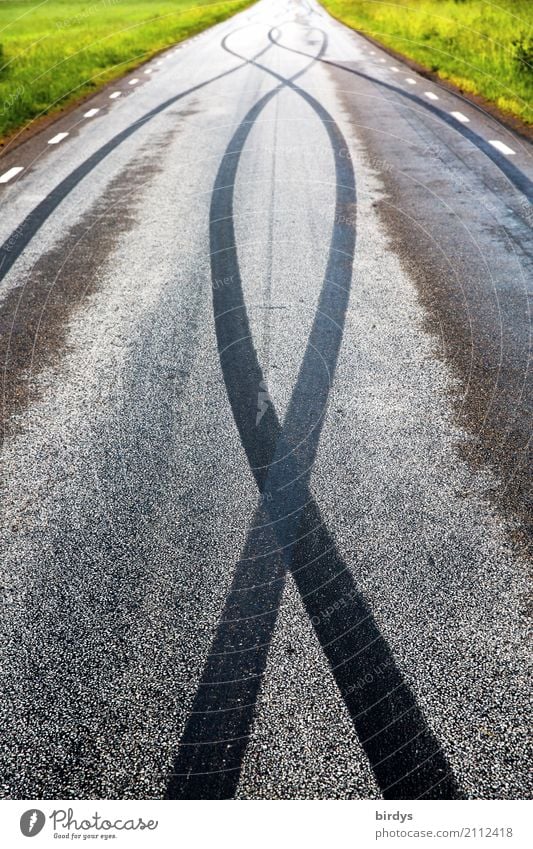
left=327, top=59, right=533, bottom=560
left=0, top=156, right=156, bottom=445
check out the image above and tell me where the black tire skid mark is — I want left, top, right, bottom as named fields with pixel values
left=166, top=28, right=460, bottom=801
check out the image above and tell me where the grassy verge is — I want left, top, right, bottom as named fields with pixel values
left=319, top=0, right=533, bottom=124
left=0, top=0, right=253, bottom=139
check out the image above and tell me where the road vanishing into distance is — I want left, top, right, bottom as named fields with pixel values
left=0, top=0, right=531, bottom=800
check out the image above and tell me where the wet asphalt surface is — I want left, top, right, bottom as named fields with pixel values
left=0, top=0, right=531, bottom=800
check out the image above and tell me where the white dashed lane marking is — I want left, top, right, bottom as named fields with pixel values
left=451, top=111, right=470, bottom=123
left=489, top=140, right=516, bottom=155
left=0, top=166, right=23, bottom=184
left=83, top=108, right=100, bottom=118
left=109, top=91, right=121, bottom=99
left=48, top=132, right=69, bottom=145
left=390, top=66, right=399, bottom=72
left=405, top=77, right=417, bottom=85
left=129, top=78, right=140, bottom=85
left=425, top=91, right=439, bottom=101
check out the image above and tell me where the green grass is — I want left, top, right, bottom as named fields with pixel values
left=0, top=0, right=253, bottom=139
left=319, top=0, right=533, bottom=124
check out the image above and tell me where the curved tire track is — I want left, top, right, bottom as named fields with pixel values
left=166, top=27, right=460, bottom=801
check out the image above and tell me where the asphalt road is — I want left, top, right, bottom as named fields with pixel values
left=0, top=0, right=531, bottom=800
